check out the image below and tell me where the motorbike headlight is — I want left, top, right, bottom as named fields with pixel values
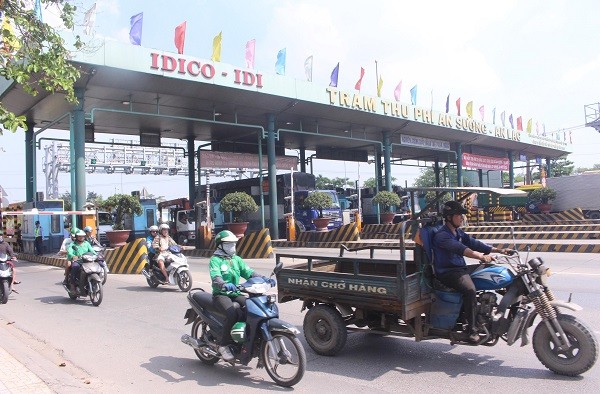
left=528, top=257, right=544, bottom=270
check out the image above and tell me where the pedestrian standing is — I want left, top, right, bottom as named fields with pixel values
left=34, top=220, right=44, bottom=255
left=15, top=223, right=23, bottom=252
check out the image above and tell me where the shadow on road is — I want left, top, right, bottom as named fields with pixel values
left=304, top=332, right=584, bottom=381
left=35, top=294, right=95, bottom=307
left=117, top=285, right=184, bottom=293
left=140, top=355, right=290, bottom=391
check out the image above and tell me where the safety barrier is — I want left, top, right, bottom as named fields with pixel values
left=360, top=223, right=404, bottom=239
left=294, top=223, right=360, bottom=248
left=236, top=228, right=273, bottom=259
left=104, top=238, right=148, bottom=274
left=467, top=208, right=485, bottom=224
left=491, top=210, right=513, bottom=221
left=523, top=208, right=585, bottom=222
left=490, top=242, right=600, bottom=254
left=15, top=253, right=66, bottom=268
left=182, top=229, right=274, bottom=259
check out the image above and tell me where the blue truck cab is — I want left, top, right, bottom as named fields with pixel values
left=294, top=190, right=343, bottom=231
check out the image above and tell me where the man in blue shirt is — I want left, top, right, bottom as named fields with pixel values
left=433, top=200, right=512, bottom=342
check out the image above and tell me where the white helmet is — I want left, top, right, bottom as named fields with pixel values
left=159, top=223, right=170, bottom=231
left=148, top=225, right=159, bottom=232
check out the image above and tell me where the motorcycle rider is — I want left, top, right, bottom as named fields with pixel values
left=146, top=225, right=159, bottom=262
left=83, top=226, right=102, bottom=248
left=209, top=230, right=276, bottom=361
left=151, top=223, right=176, bottom=284
left=66, top=229, right=96, bottom=292
left=61, top=227, right=79, bottom=279
left=0, top=233, right=19, bottom=286
left=432, top=200, right=512, bottom=342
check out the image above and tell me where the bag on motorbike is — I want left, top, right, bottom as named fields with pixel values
left=230, top=321, right=246, bottom=344
left=429, top=290, right=463, bottom=330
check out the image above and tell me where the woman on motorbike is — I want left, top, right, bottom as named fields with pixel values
left=146, top=225, right=159, bottom=262
left=83, top=226, right=102, bottom=248
left=0, top=233, right=19, bottom=286
left=66, top=229, right=96, bottom=292
left=151, top=223, right=176, bottom=284
left=209, top=230, right=276, bottom=361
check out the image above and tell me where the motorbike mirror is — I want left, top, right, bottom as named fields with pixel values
left=273, top=261, right=283, bottom=276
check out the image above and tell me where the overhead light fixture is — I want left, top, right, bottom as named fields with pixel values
left=285, top=121, right=293, bottom=125
left=122, top=101, right=130, bottom=105
left=214, top=112, right=222, bottom=116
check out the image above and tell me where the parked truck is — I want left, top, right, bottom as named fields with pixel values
left=158, top=198, right=196, bottom=244
left=546, top=173, right=600, bottom=219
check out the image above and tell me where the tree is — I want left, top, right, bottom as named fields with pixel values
left=549, top=157, right=574, bottom=177
left=315, top=175, right=354, bottom=189
left=100, top=194, right=143, bottom=230
left=58, top=191, right=103, bottom=211
left=1, top=0, right=83, bottom=134
left=362, top=176, right=397, bottom=188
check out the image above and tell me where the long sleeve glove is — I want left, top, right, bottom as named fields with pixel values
left=222, top=283, right=237, bottom=292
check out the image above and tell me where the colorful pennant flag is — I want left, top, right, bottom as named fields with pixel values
left=569, top=130, right=573, bottom=143
left=517, top=116, right=523, bottom=131
left=393, top=81, right=402, bottom=101
left=501, top=111, right=506, bottom=127
left=174, top=21, right=186, bottom=54
left=492, top=108, right=496, bottom=124
left=479, top=105, right=484, bottom=121
left=509, top=114, right=514, bottom=129
left=211, top=32, right=222, bottom=62
left=355, top=67, right=365, bottom=91
left=410, top=85, right=417, bottom=105
left=377, top=76, right=384, bottom=97
left=304, top=56, right=313, bottom=82
left=245, top=39, right=256, bottom=69
left=329, top=63, right=340, bottom=87
left=456, top=98, right=461, bottom=116
left=83, top=3, right=96, bottom=35
left=275, top=48, right=286, bottom=75
left=445, top=94, right=450, bottom=113
left=466, top=101, right=473, bottom=118
left=129, top=12, right=143, bottom=46
left=526, top=118, right=532, bottom=133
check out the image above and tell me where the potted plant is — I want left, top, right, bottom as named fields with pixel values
left=372, top=190, right=401, bottom=224
left=100, top=194, right=143, bottom=246
left=529, top=187, right=557, bottom=214
left=219, top=191, right=259, bottom=238
left=303, top=191, right=334, bottom=231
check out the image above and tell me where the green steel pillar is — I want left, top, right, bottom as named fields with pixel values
left=267, top=114, right=279, bottom=239
left=545, top=158, right=552, bottom=178
left=434, top=160, right=441, bottom=186
left=70, top=87, right=86, bottom=210
left=375, top=151, right=382, bottom=191
left=456, top=143, right=463, bottom=187
left=299, top=148, right=306, bottom=173
left=382, top=131, right=392, bottom=191
left=25, top=122, right=35, bottom=202
left=187, top=138, right=196, bottom=204
left=508, top=151, right=514, bottom=188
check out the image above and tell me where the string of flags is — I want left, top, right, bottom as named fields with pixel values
left=79, top=3, right=570, bottom=143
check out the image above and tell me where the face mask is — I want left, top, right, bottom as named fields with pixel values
left=222, top=242, right=237, bottom=256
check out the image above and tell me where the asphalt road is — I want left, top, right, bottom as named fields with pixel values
left=1, top=249, right=600, bottom=393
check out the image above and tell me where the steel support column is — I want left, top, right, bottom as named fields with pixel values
left=25, top=122, right=35, bottom=202
left=299, top=147, right=306, bottom=173
left=267, top=114, right=279, bottom=239
left=70, top=87, right=86, bottom=210
left=382, top=131, right=392, bottom=191
left=546, top=157, right=552, bottom=178
left=508, top=151, right=514, bottom=188
left=456, top=142, right=463, bottom=187
left=187, top=138, right=195, bottom=204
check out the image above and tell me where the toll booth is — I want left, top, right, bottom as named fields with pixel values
left=21, top=200, right=64, bottom=254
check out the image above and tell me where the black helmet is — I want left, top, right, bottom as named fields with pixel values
left=442, top=201, right=468, bottom=217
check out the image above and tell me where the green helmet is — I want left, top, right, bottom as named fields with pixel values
left=71, top=227, right=80, bottom=235
left=215, top=230, right=237, bottom=246
left=230, top=322, right=246, bottom=343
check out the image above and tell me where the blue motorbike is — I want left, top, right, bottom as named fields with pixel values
left=180, top=261, right=306, bottom=387
left=429, top=248, right=598, bottom=376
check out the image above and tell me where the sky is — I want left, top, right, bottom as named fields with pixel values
left=1, top=0, right=600, bottom=203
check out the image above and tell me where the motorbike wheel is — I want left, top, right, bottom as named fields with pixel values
left=191, top=318, right=219, bottom=365
left=102, top=266, right=108, bottom=285
left=177, top=271, right=192, bottom=292
left=146, top=276, right=159, bottom=288
left=261, top=332, right=306, bottom=387
left=533, top=314, right=598, bottom=376
left=0, top=280, right=9, bottom=304
left=303, top=304, right=347, bottom=356
left=89, top=281, right=103, bottom=306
